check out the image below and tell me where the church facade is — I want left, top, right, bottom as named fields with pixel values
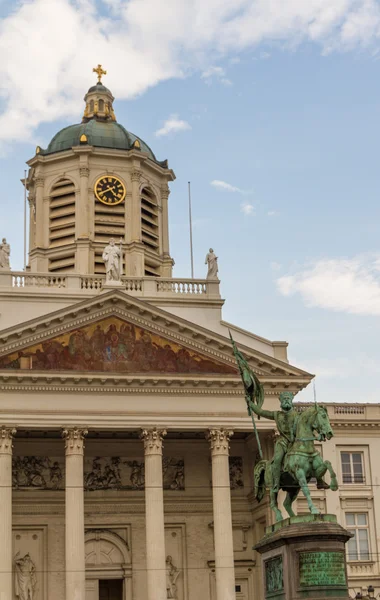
left=0, top=69, right=379, bottom=600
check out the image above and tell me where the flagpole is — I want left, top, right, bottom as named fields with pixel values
left=23, top=169, right=27, bottom=270
left=188, top=181, right=194, bottom=279
left=229, top=330, right=263, bottom=459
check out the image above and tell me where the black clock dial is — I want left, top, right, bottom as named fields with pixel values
left=95, top=176, right=126, bottom=206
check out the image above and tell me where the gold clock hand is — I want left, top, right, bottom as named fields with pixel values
left=99, top=186, right=115, bottom=195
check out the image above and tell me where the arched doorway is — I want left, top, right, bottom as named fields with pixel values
left=85, top=530, right=132, bottom=600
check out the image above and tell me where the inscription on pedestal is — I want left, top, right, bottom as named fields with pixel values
left=299, top=551, right=346, bottom=587
left=265, top=555, right=284, bottom=595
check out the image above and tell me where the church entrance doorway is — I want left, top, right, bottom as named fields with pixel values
left=99, top=579, right=123, bottom=600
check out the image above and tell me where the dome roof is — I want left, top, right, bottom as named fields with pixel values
left=86, top=82, right=112, bottom=95
left=40, top=120, right=166, bottom=166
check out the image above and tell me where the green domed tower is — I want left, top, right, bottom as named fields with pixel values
left=26, top=66, right=175, bottom=278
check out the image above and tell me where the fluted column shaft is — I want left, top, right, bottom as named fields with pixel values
left=207, top=428, right=235, bottom=600
left=131, top=171, right=142, bottom=242
left=0, top=427, right=16, bottom=600
left=141, top=428, right=167, bottom=600
left=63, top=428, right=87, bottom=600
left=34, top=177, right=45, bottom=248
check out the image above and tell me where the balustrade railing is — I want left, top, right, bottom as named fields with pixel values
left=12, top=273, right=67, bottom=288
left=1, top=272, right=220, bottom=300
left=157, top=279, right=207, bottom=294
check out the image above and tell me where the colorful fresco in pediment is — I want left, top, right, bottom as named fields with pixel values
left=0, top=317, right=237, bottom=375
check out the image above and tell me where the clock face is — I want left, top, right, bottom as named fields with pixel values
left=94, top=176, right=126, bottom=206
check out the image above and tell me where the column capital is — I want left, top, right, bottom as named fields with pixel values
left=160, top=186, right=170, bottom=200
left=206, top=428, right=234, bottom=455
left=131, top=170, right=141, bottom=183
left=79, top=167, right=90, bottom=178
left=140, top=428, right=167, bottom=455
left=0, top=427, right=16, bottom=455
left=34, top=176, right=45, bottom=188
left=62, top=427, right=88, bottom=455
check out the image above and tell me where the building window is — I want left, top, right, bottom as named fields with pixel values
left=346, top=513, right=370, bottom=561
left=341, top=451, right=364, bottom=484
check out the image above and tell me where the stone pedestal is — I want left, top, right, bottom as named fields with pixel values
left=254, top=515, right=352, bottom=600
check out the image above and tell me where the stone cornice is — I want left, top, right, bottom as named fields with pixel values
left=0, top=372, right=308, bottom=394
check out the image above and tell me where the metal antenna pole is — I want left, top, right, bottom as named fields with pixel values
left=23, top=169, right=27, bottom=270
left=188, top=181, right=194, bottom=279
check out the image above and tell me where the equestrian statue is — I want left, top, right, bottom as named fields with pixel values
left=230, top=332, right=338, bottom=522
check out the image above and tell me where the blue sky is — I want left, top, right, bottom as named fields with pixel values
left=1, top=0, right=380, bottom=403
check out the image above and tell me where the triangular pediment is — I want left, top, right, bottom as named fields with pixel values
left=0, top=315, right=236, bottom=375
left=0, top=290, right=312, bottom=391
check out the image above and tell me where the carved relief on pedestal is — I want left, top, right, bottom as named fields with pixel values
left=84, top=456, right=185, bottom=491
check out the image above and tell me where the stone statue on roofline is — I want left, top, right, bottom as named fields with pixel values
left=230, top=332, right=339, bottom=522
left=0, top=237, right=10, bottom=270
left=205, top=248, right=218, bottom=279
left=103, top=238, right=122, bottom=283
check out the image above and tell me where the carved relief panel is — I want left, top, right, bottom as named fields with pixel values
left=13, top=457, right=64, bottom=490
left=84, top=456, right=185, bottom=491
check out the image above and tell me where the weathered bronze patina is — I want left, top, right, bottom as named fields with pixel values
left=299, top=551, right=346, bottom=587
left=230, top=334, right=338, bottom=521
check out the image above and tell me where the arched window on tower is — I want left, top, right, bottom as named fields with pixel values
left=140, top=187, right=159, bottom=276
left=99, top=99, right=104, bottom=111
left=89, top=100, right=94, bottom=112
left=48, top=178, right=76, bottom=272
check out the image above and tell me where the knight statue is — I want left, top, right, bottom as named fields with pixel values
left=230, top=332, right=339, bottom=522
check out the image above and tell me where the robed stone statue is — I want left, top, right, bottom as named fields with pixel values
left=14, top=552, right=37, bottom=600
left=205, top=248, right=218, bottom=279
left=103, top=238, right=122, bottom=282
left=0, top=237, right=10, bottom=270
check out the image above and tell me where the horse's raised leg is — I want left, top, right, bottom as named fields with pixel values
left=322, top=460, right=338, bottom=492
left=283, top=486, right=299, bottom=518
left=295, top=468, right=320, bottom=515
left=270, top=488, right=283, bottom=522
left=313, top=456, right=338, bottom=492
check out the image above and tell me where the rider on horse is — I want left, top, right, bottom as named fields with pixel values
left=248, top=391, right=329, bottom=492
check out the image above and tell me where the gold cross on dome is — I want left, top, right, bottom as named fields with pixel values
left=93, top=64, right=107, bottom=83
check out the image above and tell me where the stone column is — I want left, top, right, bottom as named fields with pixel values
left=0, top=427, right=16, bottom=600
left=207, top=428, right=235, bottom=600
left=131, top=170, right=142, bottom=242
left=34, top=176, right=45, bottom=248
left=140, top=428, right=167, bottom=600
left=62, top=428, right=88, bottom=600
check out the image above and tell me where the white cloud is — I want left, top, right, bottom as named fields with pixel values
left=267, top=210, right=280, bottom=217
left=1, top=0, right=380, bottom=146
left=155, top=114, right=191, bottom=137
left=210, top=180, right=243, bottom=193
left=201, top=66, right=232, bottom=86
left=277, top=254, right=380, bottom=316
left=241, top=201, right=255, bottom=216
